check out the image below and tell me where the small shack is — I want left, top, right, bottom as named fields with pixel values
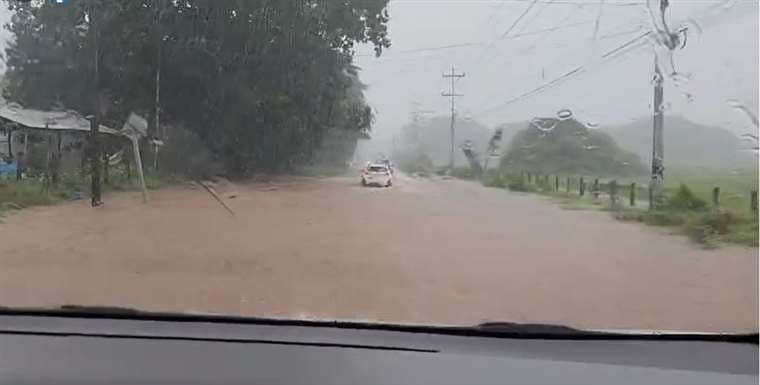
left=0, top=102, right=149, bottom=201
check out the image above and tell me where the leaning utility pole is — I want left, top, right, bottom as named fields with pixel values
left=442, top=66, right=465, bottom=170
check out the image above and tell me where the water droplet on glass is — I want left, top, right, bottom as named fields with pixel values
left=530, top=118, right=557, bottom=133
left=651, top=71, right=663, bottom=85
left=557, top=109, right=573, bottom=121
left=685, top=93, right=694, bottom=103
left=585, top=121, right=600, bottom=130
left=671, top=72, right=692, bottom=88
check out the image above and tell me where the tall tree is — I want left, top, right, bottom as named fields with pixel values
left=3, top=0, right=390, bottom=175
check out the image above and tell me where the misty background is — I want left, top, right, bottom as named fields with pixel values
left=0, top=1, right=755, bottom=167
left=350, top=0, right=758, bottom=164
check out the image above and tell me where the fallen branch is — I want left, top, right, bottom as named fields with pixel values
left=196, top=179, right=235, bottom=217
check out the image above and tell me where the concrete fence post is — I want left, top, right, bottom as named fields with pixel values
left=629, top=183, right=636, bottom=207
left=712, top=186, right=720, bottom=207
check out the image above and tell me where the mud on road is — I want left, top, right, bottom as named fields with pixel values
left=0, top=174, right=756, bottom=332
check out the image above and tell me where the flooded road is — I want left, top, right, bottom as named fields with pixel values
left=0, top=174, right=756, bottom=332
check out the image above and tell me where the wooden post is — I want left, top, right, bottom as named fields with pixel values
left=630, top=182, right=636, bottom=207
left=593, top=178, right=600, bottom=199
left=712, top=186, right=720, bottom=207
left=102, top=151, right=109, bottom=185
left=6, top=127, right=12, bottom=160
left=751, top=190, right=758, bottom=214
left=130, top=136, right=148, bottom=203
left=555, top=175, right=559, bottom=192
left=580, top=177, right=585, bottom=196
left=610, top=180, right=618, bottom=207
left=648, top=184, right=653, bottom=211
left=566, top=177, right=571, bottom=193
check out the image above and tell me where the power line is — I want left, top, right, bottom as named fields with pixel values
left=498, top=0, right=540, bottom=40
left=474, top=31, right=650, bottom=117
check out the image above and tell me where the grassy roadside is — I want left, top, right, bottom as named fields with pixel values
left=0, top=172, right=184, bottom=219
left=474, top=167, right=759, bottom=248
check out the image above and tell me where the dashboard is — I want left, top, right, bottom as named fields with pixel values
left=0, top=314, right=756, bottom=385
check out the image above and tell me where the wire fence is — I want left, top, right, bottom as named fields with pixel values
left=500, top=170, right=759, bottom=214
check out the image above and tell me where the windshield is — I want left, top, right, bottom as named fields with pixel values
left=0, top=0, right=756, bottom=334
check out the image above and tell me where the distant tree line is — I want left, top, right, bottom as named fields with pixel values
left=2, top=0, right=390, bottom=175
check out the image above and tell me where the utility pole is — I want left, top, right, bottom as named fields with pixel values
left=650, top=0, right=670, bottom=210
left=442, top=66, right=465, bottom=170
left=651, top=56, right=664, bottom=209
left=89, top=0, right=103, bottom=207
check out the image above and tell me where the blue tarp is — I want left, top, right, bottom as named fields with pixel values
left=0, top=161, right=17, bottom=176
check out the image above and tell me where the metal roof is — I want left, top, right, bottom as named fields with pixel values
left=0, top=102, right=120, bottom=135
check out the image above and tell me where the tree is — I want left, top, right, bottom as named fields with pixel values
left=3, top=0, right=391, bottom=175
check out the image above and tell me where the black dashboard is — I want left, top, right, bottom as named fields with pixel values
left=0, top=313, right=756, bottom=385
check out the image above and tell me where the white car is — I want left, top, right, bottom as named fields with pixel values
left=361, top=164, right=393, bottom=187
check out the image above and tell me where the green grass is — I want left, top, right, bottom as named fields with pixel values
left=665, top=166, right=758, bottom=212
left=0, top=171, right=184, bottom=217
left=479, top=167, right=758, bottom=248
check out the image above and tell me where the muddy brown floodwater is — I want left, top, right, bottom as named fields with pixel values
left=0, top=175, right=756, bottom=332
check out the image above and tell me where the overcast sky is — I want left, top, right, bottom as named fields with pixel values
left=353, top=0, right=759, bottom=143
left=0, top=1, right=755, bottom=142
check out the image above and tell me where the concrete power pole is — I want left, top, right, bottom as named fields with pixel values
left=442, top=66, right=465, bottom=170
left=650, top=0, right=672, bottom=210
left=651, top=56, right=665, bottom=209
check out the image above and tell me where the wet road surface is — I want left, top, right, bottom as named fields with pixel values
left=0, top=174, right=756, bottom=332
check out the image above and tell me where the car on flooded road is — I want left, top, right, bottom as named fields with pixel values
left=361, top=163, right=393, bottom=187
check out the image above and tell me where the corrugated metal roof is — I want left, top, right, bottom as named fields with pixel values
left=0, top=103, right=120, bottom=135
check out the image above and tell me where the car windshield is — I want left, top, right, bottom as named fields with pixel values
left=0, top=0, right=756, bottom=335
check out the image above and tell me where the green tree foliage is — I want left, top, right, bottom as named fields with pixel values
left=501, top=117, right=647, bottom=177
left=3, top=0, right=390, bottom=175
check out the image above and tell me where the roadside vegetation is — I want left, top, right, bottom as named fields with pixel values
left=0, top=172, right=183, bottom=219
left=475, top=167, right=759, bottom=248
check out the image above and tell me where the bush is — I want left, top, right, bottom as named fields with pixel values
left=483, top=171, right=507, bottom=188
left=505, top=174, right=536, bottom=192
left=666, top=184, right=707, bottom=212
left=158, top=126, right=223, bottom=179
left=397, top=152, right=434, bottom=175
left=450, top=166, right=477, bottom=180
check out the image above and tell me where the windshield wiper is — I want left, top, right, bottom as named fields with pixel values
left=0, top=306, right=756, bottom=343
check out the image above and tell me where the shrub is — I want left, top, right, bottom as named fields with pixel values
left=642, top=210, right=685, bottom=226
left=450, top=166, right=477, bottom=180
left=483, top=171, right=507, bottom=188
left=158, top=126, right=223, bottom=179
left=505, top=174, right=536, bottom=192
left=666, top=184, right=707, bottom=212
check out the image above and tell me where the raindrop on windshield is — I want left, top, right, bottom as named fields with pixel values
left=585, top=121, right=600, bottom=130
left=556, top=109, right=573, bottom=121
left=530, top=118, right=557, bottom=133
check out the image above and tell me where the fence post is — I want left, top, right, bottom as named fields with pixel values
left=527, top=172, right=532, bottom=184
left=610, top=180, right=618, bottom=207
left=712, top=186, right=720, bottom=207
left=629, top=182, right=636, bottom=207
left=593, top=178, right=600, bottom=199
left=566, top=177, right=571, bottom=193
left=579, top=177, right=585, bottom=196
left=555, top=175, right=559, bottom=192
left=751, top=190, right=758, bottom=214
